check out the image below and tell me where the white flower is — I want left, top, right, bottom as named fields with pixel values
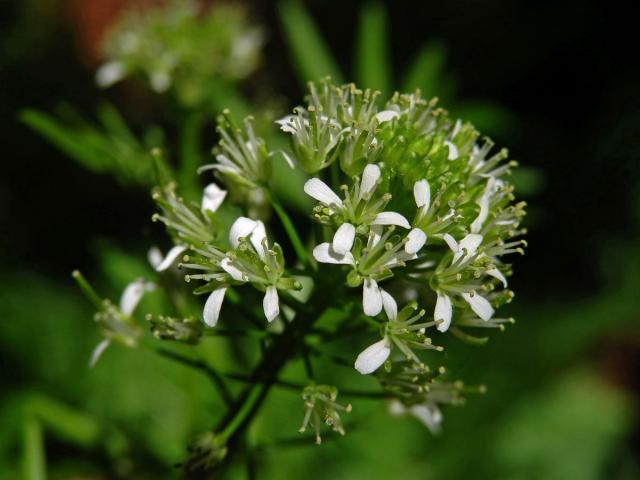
left=304, top=178, right=343, bottom=208
left=354, top=338, right=391, bottom=374
left=470, top=177, right=502, bottom=233
left=486, top=266, right=508, bottom=287
left=363, top=278, right=383, bottom=316
left=312, top=243, right=356, bottom=265
left=435, top=233, right=496, bottom=327
left=95, top=61, right=126, bottom=88
left=375, top=110, right=400, bottom=123
left=332, top=223, right=356, bottom=256
left=359, top=163, right=381, bottom=199
left=389, top=400, right=443, bottom=434
left=444, top=140, right=459, bottom=160
left=150, top=245, right=187, bottom=272
left=203, top=287, right=227, bottom=327
left=434, top=291, right=453, bottom=332
left=90, top=278, right=154, bottom=368
left=405, top=228, right=427, bottom=254
left=380, top=289, right=398, bottom=321
left=461, top=292, right=494, bottom=321
left=89, top=339, right=111, bottom=368
left=229, top=216, right=260, bottom=248
left=372, top=211, right=411, bottom=229
left=201, top=183, right=227, bottom=214
left=263, top=285, right=280, bottom=322
left=444, top=233, right=483, bottom=264
left=119, top=279, right=155, bottom=316
left=304, top=165, right=410, bottom=230
left=413, top=179, right=431, bottom=210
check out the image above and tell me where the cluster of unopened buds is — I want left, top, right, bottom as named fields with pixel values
left=77, top=78, right=526, bottom=453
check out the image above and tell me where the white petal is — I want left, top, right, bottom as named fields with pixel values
left=89, top=339, right=110, bottom=368
left=95, top=61, right=125, bottom=88
left=487, top=268, right=508, bottom=288
left=470, top=192, right=490, bottom=233
left=388, top=399, right=408, bottom=416
left=368, top=225, right=383, bottom=249
left=451, top=119, right=462, bottom=139
left=380, top=289, right=397, bottom=321
left=455, top=233, right=483, bottom=262
left=147, top=247, right=163, bottom=270
left=405, top=228, right=427, bottom=254
left=275, top=115, right=297, bottom=134
left=363, top=279, right=383, bottom=316
left=409, top=404, right=443, bottom=434
left=271, top=149, right=295, bottom=168
left=119, top=279, right=155, bottom=316
left=354, top=338, right=391, bottom=374
left=461, top=292, right=494, bottom=320
left=312, top=243, right=355, bottom=265
left=155, top=245, right=187, bottom=272
left=445, top=140, right=459, bottom=160
left=435, top=292, right=453, bottom=332
left=203, top=288, right=227, bottom=327
left=332, top=223, right=356, bottom=256
left=359, top=164, right=381, bottom=197
left=229, top=217, right=258, bottom=248
left=220, top=257, right=248, bottom=282
left=150, top=71, right=170, bottom=92
left=372, top=212, right=411, bottom=229
left=375, top=110, right=400, bottom=124
left=201, top=183, right=227, bottom=213
left=250, top=221, right=268, bottom=261
left=303, top=178, right=343, bottom=207
left=443, top=234, right=458, bottom=253
left=413, top=179, right=431, bottom=209
left=263, top=286, right=279, bottom=322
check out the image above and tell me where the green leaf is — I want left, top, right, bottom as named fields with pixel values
left=278, top=0, right=344, bottom=86
left=355, top=2, right=391, bottom=96
left=19, top=109, right=106, bottom=171
left=24, top=395, right=103, bottom=449
left=401, top=41, right=449, bottom=98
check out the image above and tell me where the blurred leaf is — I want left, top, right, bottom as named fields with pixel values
left=278, top=0, right=344, bottom=85
left=20, top=105, right=164, bottom=187
left=20, top=109, right=108, bottom=171
left=494, top=369, right=634, bottom=480
left=24, top=395, right=103, bottom=449
left=401, top=41, right=449, bottom=98
left=355, top=2, right=391, bottom=97
left=453, top=100, right=517, bottom=137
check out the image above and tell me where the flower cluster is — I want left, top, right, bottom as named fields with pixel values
left=96, top=0, right=264, bottom=106
left=77, top=78, right=525, bottom=453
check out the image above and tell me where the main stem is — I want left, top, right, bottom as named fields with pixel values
left=207, top=283, right=328, bottom=473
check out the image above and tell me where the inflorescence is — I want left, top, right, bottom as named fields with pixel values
left=76, top=77, right=526, bottom=465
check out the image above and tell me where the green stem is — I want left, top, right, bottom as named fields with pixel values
left=269, top=192, right=309, bottom=266
left=22, top=416, right=46, bottom=480
left=152, top=346, right=234, bottom=406
left=219, top=385, right=263, bottom=440
left=71, top=270, right=103, bottom=310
